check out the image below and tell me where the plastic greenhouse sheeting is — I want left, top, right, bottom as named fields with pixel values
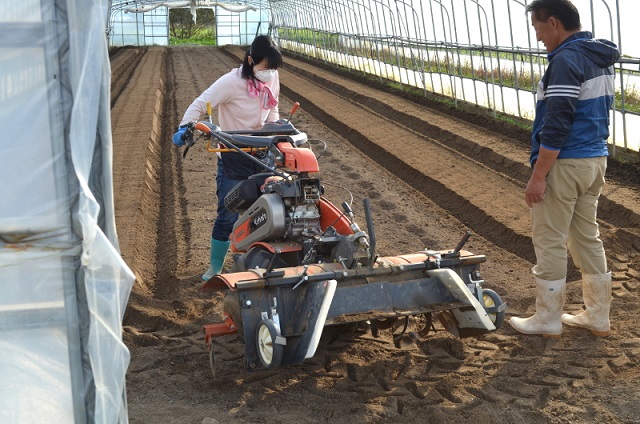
left=0, top=0, right=134, bottom=423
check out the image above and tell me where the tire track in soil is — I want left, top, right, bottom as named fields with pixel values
left=112, top=46, right=640, bottom=424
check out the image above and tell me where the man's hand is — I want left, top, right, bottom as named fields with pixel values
left=525, top=174, right=547, bottom=207
left=525, top=146, right=560, bottom=207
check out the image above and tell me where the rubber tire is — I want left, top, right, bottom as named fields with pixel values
left=256, top=319, right=284, bottom=369
left=482, top=289, right=505, bottom=329
left=239, top=246, right=289, bottom=271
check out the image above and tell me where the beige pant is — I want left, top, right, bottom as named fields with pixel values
left=531, top=157, right=608, bottom=281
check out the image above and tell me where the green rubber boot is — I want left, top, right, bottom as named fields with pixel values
left=202, top=238, right=231, bottom=281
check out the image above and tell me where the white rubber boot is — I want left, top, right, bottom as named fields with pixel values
left=509, top=277, right=566, bottom=338
left=561, top=272, right=611, bottom=336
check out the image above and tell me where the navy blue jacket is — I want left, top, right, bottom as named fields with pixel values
left=530, top=31, right=620, bottom=166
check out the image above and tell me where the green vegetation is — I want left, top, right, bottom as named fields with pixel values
left=615, top=83, right=640, bottom=114
left=278, top=28, right=340, bottom=47
left=170, top=28, right=216, bottom=46
left=169, top=8, right=216, bottom=44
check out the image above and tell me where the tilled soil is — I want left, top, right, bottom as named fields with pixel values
left=111, top=46, right=640, bottom=424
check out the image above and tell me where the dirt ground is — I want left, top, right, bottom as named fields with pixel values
left=110, top=46, right=640, bottom=424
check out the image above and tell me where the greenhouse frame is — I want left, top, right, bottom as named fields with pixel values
left=107, top=0, right=639, bottom=156
left=0, top=1, right=637, bottom=424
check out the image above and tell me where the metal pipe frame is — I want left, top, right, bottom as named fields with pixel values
left=107, top=0, right=639, bottom=158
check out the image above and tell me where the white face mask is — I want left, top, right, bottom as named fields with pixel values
left=255, top=69, right=276, bottom=83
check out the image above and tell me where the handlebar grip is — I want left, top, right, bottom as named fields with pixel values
left=181, top=126, right=194, bottom=141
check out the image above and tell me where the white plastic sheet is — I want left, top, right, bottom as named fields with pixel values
left=0, top=0, right=134, bottom=423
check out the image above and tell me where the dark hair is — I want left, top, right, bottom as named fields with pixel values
left=526, top=0, right=581, bottom=31
left=241, top=35, right=283, bottom=80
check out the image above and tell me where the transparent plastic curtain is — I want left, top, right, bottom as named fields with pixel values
left=0, top=0, right=134, bottom=423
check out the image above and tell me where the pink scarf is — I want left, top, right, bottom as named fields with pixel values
left=247, top=79, right=278, bottom=110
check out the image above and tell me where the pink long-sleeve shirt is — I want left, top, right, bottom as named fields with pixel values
left=179, top=66, right=280, bottom=130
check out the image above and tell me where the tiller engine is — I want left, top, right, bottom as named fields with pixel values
left=182, top=104, right=506, bottom=375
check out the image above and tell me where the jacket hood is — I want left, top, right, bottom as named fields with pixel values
left=549, top=31, right=620, bottom=68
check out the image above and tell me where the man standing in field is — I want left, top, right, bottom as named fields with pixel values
left=509, top=0, right=620, bottom=338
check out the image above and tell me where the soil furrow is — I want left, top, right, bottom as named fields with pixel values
left=278, top=52, right=640, bottom=228
left=222, top=45, right=640, bottom=277
left=278, top=57, right=640, bottom=231
left=111, top=47, right=166, bottom=286
left=110, top=47, right=147, bottom=109
left=219, top=47, right=536, bottom=263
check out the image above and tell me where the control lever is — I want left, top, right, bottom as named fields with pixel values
left=442, top=230, right=472, bottom=258
left=453, top=230, right=472, bottom=253
left=287, top=102, right=300, bottom=123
